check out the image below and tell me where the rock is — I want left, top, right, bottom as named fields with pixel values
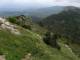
left=0, top=55, right=6, bottom=60
left=11, top=29, right=20, bottom=35
left=22, top=53, right=32, bottom=60
left=0, top=18, right=6, bottom=23
left=0, top=17, right=20, bottom=35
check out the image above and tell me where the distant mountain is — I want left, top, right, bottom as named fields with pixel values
left=42, top=6, right=80, bottom=43
left=31, top=16, right=42, bottom=22
left=0, top=8, right=38, bottom=16
left=64, top=6, right=80, bottom=12
left=0, top=6, right=64, bottom=18
left=28, top=6, right=64, bottom=18
left=0, top=11, right=30, bottom=17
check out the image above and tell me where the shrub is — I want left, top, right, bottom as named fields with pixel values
left=22, top=25, right=32, bottom=30
left=8, top=17, right=17, bottom=24
left=43, top=32, right=61, bottom=50
left=0, top=50, right=3, bottom=55
left=7, top=15, right=32, bottom=30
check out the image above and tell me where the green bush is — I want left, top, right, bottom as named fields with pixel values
left=43, top=32, right=61, bottom=50
left=0, top=50, right=3, bottom=55
left=8, top=17, right=17, bottom=24
left=22, top=25, right=32, bottom=30
left=7, top=15, right=32, bottom=30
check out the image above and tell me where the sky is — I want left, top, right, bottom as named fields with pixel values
left=0, top=0, right=80, bottom=11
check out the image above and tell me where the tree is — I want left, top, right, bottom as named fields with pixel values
left=43, top=32, right=61, bottom=50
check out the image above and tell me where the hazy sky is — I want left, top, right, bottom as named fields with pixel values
left=0, top=0, right=80, bottom=11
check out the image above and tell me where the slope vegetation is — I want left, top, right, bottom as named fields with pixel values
left=0, top=17, right=79, bottom=60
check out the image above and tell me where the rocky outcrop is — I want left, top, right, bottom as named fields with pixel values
left=0, top=17, right=20, bottom=35
left=0, top=55, right=5, bottom=60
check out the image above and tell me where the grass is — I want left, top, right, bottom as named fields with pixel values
left=0, top=27, right=80, bottom=60
left=69, top=43, right=80, bottom=58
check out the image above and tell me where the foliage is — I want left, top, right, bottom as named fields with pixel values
left=42, top=7, right=80, bottom=44
left=0, top=27, right=79, bottom=60
left=38, top=21, right=44, bottom=27
left=43, top=31, right=61, bottom=50
left=8, top=17, right=17, bottom=24
left=7, top=15, right=32, bottom=30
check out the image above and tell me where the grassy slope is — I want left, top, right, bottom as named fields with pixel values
left=69, top=43, right=80, bottom=57
left=0, top=27, right=80, bottom=60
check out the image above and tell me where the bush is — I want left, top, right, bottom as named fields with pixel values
left=7, top=15, right=32, bottom=30
left=22, top=25, right=32, bottom=30
left=8, top=17, right=17, bottom=24
left=38, top=22, right=44, bottom=27
left=0, top=50, right=3, bottom=55
left=43, top=32, right=61, bottom=50
left=43, top=31, right=51, bottom=45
